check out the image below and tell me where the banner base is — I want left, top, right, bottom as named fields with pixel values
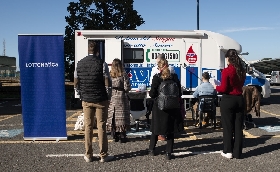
left=24, top=137, right=68, bottom=142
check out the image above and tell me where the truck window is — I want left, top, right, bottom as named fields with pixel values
left=123, top=48, right=144, bottom=63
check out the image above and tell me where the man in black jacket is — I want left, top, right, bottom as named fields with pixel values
left=75, top=40, right=114, bottom=163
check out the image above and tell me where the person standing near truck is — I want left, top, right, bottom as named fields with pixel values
left=107, top=58, right=131, bottom=143
left=147, top=53, right=175, bottom=141
left=214, top=49, right=246, bottom=159
left=75, top=40, right=114, bottom=163
left=148, top=58, right=184, bottom=160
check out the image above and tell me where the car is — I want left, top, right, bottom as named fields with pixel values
left=265, top=74, right=271, bottom=83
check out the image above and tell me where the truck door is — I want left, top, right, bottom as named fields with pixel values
left=105, top=39, right=124, bottom=66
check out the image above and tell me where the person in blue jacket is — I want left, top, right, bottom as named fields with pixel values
left=193, top=72, right=217, bottom=126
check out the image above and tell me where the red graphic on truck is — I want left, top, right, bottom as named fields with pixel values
left=186, top=45, right=197, bottom=64
left=128, top=72, right=133, bottom=78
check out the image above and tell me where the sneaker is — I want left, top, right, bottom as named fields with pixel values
left=84, top=155, right=93, bottom=162
left=221, top=152, right=233, bottom=159
left=100, top=155, right=114, bottom=163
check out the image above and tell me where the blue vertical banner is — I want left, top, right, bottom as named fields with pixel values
left=18, top=34, right=67, bottom=140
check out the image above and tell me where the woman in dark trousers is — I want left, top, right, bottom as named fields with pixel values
left=148, top=58, right=184, bottom=160
left=214, top=49, right=246, bottom=159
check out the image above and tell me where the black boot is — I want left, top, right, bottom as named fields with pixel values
left=120, top=132, right=128, bottom=143
left=114, top=132, right=120, bottom=142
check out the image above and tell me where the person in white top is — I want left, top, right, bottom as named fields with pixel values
left=147, top=53, right=175, bottom=141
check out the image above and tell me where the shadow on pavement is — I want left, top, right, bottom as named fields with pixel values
left=243, top=137, right=280, bottom=158
left=0, top=99, right=22, bottom=116
left=261, top=87, right=280, bottom=105
left=113, top=138, right=223, bottom=160
left=253, top=116, right=280, bottom=126
left=261, top=94, right=280, bottom=105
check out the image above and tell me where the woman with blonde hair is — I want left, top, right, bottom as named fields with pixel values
left=107, top=58, right=131, bottom=143
left=148, top=58, right=184, bottom=160
left=148, top=53, right=175, bottom=141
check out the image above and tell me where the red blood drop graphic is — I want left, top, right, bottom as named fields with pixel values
left=186, top=46, right=197, bottom=64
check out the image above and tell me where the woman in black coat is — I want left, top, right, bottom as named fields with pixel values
left=148, top=58, right=184, bottom=160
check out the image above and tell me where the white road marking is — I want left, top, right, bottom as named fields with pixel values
left=46, top=154, right=100, bottom=157
left=46, top=151, right=223, bottom=158
left=0, top=124, right=23, bottom=127
left=173, top=150, right=222, bottom=156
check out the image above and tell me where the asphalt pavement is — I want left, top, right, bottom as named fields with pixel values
left=0, top=87, right=280, bottom=172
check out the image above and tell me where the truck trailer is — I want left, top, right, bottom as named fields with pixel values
left=74, top=30, right=271, bottom=99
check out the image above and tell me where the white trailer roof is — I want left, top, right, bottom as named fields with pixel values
left=76, top=29, right=242, bottom=52
left=76, top=30, right=204, bottom=37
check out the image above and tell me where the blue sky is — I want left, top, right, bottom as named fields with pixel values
left=1, top=0, right=280, bottom=71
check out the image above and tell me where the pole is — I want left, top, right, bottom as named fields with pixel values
left=197, top=0, right=199, bottom=30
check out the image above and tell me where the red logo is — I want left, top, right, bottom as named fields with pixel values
left=128, top=72, right=132, bottom=78
left=186, top=45, right=197, bottom=64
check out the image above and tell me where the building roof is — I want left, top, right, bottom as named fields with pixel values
left=249, top=58, right=280, bottom=74
left=0, top=56, right=16, bottom=70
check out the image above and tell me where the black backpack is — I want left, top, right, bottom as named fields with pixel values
left=157, top=77, right=180, bottom=110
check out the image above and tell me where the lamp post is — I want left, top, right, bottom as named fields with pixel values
left=197, top=0, right=199, bottom=30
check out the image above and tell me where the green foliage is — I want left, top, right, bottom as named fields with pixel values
left=261, top=58, right=272, bottom=61
left=64, top=0, right=145, bottom=81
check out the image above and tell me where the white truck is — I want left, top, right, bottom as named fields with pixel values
left=74, top=30, right=271, bottom=99
left=270, top=71, right=280, bottom=85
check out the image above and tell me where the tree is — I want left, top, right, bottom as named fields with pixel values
left=64, top=0, right=145, bottom=81
left=261, top=58, right=272, bottom=61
